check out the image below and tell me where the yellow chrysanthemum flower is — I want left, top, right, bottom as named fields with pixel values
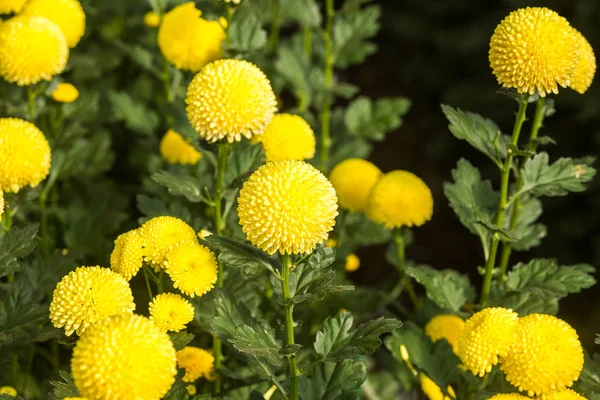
left=0, top=118, right=51, bottom=193
left=425, top=314, right=465, bottom=354
left=0, top=387, right=17, bottom=397
left=457, top=307, right=518, bottom=377
left=329, top=158, right=382, bottom=212
left=149, top=293, right=195, bottom=332
left=177, top=346, right=215, bottom=382
left=159, top=129, right=202, bottom=165
left=52, top=82, right=79, bottom=102
left=72, top=314, right=177, bottom=400
left=544, top=389, right=586, bottom=400
left=345, top=253, right=360, bottom=272
left=144, top=11, right=160, bottom=28
left=261, top=114, right=316, bottom=161
left=186, top=385, right=196, bottom=396
left=158, top=2, right=225, bottom=71
left=139, top=216, right=198, bottom=269
left=500, top=314, right=584, bottom=396
left=366, top=170, right=433, bottom=229
left=420, top=374, right=455, bottom=400
left=110, top=229, right=145, bottom=281
left=489, top=7, right=579, bottom=97
left=488, top=395, right=531, bottom=400
left=0, top=15, right=68, bottom=86
left=21, top=0, right=85, bottom=48
left=570, top=31, right=596, bottom=94
left=49, top=266, right=135, bottom=336
left=0, top=0, right=25, bottom=14
left=325, top=238, right=338, bottom=248
left=186, top=59, right=277, bottom=143
left=238, top=161, right=338, bottom=255
left=165, top=241, right=218, bottom=297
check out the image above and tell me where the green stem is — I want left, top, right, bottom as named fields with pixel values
left=303, top=27, right=312, bottom=56
left=268, top=0, right=281, bottom=52
left=39, top=190, right=50, bottom=261
left=224, top=2, right=233, bottom=50
left=480, top=96, right=529, bottom=305
left=143, top=267, right=154, bottom=300
left=27, top=86, right=37, bottom=122
left=319, top=0, right=334, bottom=172
left=394, top=229, right=418, bottom=307
left=157, top=270, right=164, bottom=293
left=163, top=60, right=173, bottom=105
left=281, top=254, right=299, bottom=400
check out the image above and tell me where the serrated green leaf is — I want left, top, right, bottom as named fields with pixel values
left=169, top=331, right=195, bottom=350
left=333, top=5, right=380, bottom=67
left=344, top=96, right=411, bottom=141
left=275, top=45, right=312, bottom=105
left=0, top=224, right=39, bottom=278
left=406, top=265, right=475, bottom=312
left=490, top=291, right=559, bottom=316
left=108, top=91, right=158, bottom=135
left=300, top=359, right=367, bottom=400
left=577, top=352, right=600, bottom=396
left=505, top=195, right=546, bottom=251
left=152, top=169, right=208, bottom=203
left=227, top=4, right=267, bottom=53
left=283, top=0, right=321, bottom=27
left=299, top=245, right=336, bottom=270
left=205, top=236, right=277, bottom=278
left=275, top=263, right=353, bottom=304
left=50, top=370, right=79, bottom=398
left=223, top=141, right=264, bottom=187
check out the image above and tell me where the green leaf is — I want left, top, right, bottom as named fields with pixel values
left=50, top=370, right=80, bottom=398
left=300, top=359, right=367, bottom=400
left=577, top=352, right=600, bottom=396
left=505, top=195, right=547, bottom=251
left=223, top=141, right=264, bottom=187
left=276, top=263, right=353, bottom=304
left=169, top=331, right=195, bottom=350
left=362, top=370, right=402, bottom=400
left=299, top=245, right=336, bottom=270
left=441, top=105, right=509, bottom=167
left=490, top=291, right=559, bottom=316
left=108, top=91, right=158, bottom=135
left=515, top=152, right=596, bottom=198
left=283, top=0, right=321, bottom=27
left=205, top=236, right=277, bottom=278
left=333, top=5, right=380, bottom=67
left=344, top=96, right=411, bottom=141
left=152, top=169, right=208, bottom=203
left=0, top=224, right=39, bottom=278
left=227, top=4, right=267, bottom=53
left=406, top=265, right=475, bottom=312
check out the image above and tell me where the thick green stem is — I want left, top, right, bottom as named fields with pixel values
left=480, top=96, right=529, bottom=305
left=319, top=0, right=334, bottom=172
left=303, top=27, right=312, bottom=56
left=394, top=229, right=418, bottom=307
left=268, top=0, right=281, bottom=52
left=39, top=191, right=50, bottom=261
left=27, top=86, right=37, bottom=122
left=281, top=254, right=299, bottom=400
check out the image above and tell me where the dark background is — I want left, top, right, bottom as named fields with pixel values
left=348, top=0, right=600, bottom=348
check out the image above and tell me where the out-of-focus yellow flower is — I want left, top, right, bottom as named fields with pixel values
left=367, top=170, right=433, bottom=229
left=261, top=114, right=315, bottom=161
left=570, top=30, right=596, bottom=94
left=488, top=395, right=532, bottom=400
left=425, top=314, right=465, bottom=354
left=543, top=389, right=586, bottom=400
left=489, top=7, right=579, bottom=97
left=21, top=0, right=85, bottom=48
left=325, top=238, right=338, bottom=248
left=177, top=346, right=215, bottom=382
left=0, top=387, right=17, bottom=397
left=143, top=11, right=160, bottom=28
left=149, top=293, right=195, bottom=332
left=345, top=253, right=360, bottom=272
left=158, top=2, right=225, bottom=71
left=500, top=314, right=584, bottom=396
left=52, top=82, right=79, bottom=103
left=71, top=314, right=177, bottom=400
left=139, top=216, right=198, bottom=269
left=186, top=385, right=196, bottom=396
left=165, top=241, right=218, bottom=298
left=50, top=266, right=135, bottom=336
left=420, top=374, right=455, bottom=400
left=110, top=229, right=145, bottom=281
left=0, top=118, right=51, bottom=193
left=159, top=129, right=202, bottom=165
left=457, top=307, right=518, bottom=377
left=0, top=0, right=26, bottom=14
left=329, top=158, right=382, bottom=212
left=186, top=59, right=277, bottom=143
left=238, top=161, right=338, bottom=255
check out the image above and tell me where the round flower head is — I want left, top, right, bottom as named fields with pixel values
left=367, top=170, right=433, bottom=229
left=329, top=158, right=382, bottom=212
left=420, top=374, right=455, bottom=400
left=72, top=314, right=177, bottom=400
left=489, top=7, right=579, bottom=97
left=186, top=59, right=277, bottom=143
left=500, top=314, right=584, bottom=396
left=165, top=241, right=218, bottom=297
left=544, top=389, right=586, bottom=400
left=149, top=293, right=195, bottom=332
left=570, top=31, right=596, bottom=94
left=0, top=118, right=51, bottom=193
left=110, top=229, right=145, bottom=281
left=0, top=15, right=68, bottom=86
left=488, top=395, right=532, bottom=400
left=177, top=346, right=215, bottom=382
left=52, top=82, right=79, bottom=102
left=238, top=161, right=339, bottom=255
left=21, top=0, right=85, bottom=48
left=144, top=11, right=160, bottom=28
left=159, top=129, right=202, bottom=165
left=158, top=3, right=225, bottom=71
left=0, top=387, right=17, bottom=396
left=261, top=114, right=316, bottom=161
left=345, top=253, right=360, bottom=272
left=49, top=266, right=135, bottom=336
left=139, top=216, right=198, bottom=269
left=425, top=314, right=465, bottom=354
left=457, top=307, right=518, bottom=377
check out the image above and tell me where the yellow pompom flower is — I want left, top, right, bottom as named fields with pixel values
left=489, top=7, right=579, bottom=97
left=500, top=314, right=584, bottom=396
left=139, top=216, right=198, bottom=268
left=149, top=293, right=195, bottom=332
left=49, top=266, right=135, bottom=336
left=570, top=31, right=596, bottom=94
left=488, top=395, right=531, bottom=400
left=544, top=389, right=586, bottom=400
left=144, top=11, right=160, bottom=28
left=345, top=253, right=360, bottom=272
left=186, top=59, right=277, bottom=143
left=0, top=0, right=25, bottom=13
left=72, top=314, right=177, bottom=400
left=261, top=114, right=316, bottom=161
left=0, top=15, right=68, bottom=86
left=52, top=82, right=79, bottom=102
left=329, top=159, right=382, bottom=212
left=325, top=238, right=338, bottom=248
left=366, top=170, right=433, bottom=229
left=177, top=346, right=215, bottom=382
left=159, top=129, right=202, bottom=165
left=158, top=2, right=225, bottom=71
left=21, top=0, right=85, bottom=48
left=110, top=229, right=145, bottom=281
left=0, top=387, right=17, bottom=397
left=425, top=314, right=465, bottom=354
left=238, top=161, right=338, bottom=255
left=420, top=374, right=455, bottom=400
left=457, top=307, right=518, bottom=377
left=0, top=118, right=51, bottom=193
left=165, top=241, right=218, bottom=297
